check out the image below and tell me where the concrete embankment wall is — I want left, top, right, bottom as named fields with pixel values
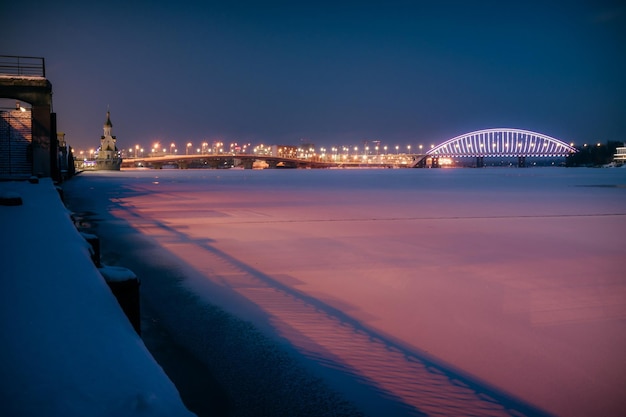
left=0, top=178, right=194, bottom=417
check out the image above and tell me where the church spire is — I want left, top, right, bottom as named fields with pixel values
left=103, top=109, right=113, bottom=137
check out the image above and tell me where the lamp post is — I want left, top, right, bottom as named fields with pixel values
left=186, top=142, right=192, bottom=155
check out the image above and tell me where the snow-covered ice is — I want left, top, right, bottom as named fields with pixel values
left=0, top=178, right=194, bottom=417
left=62, top=167, right=626, bottom=417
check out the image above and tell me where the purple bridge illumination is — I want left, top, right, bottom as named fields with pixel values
left=425, top=128, right=577, bottom=167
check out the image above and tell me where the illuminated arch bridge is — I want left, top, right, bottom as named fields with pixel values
left=424, top=128, right=577, bottom=167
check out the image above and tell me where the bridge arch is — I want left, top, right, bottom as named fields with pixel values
left=426, top=128, right=577, bottom=158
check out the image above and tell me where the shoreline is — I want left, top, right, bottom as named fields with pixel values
left=62, top=169, right=626, bottom=417
left=66, top=200, right=367, bottom=417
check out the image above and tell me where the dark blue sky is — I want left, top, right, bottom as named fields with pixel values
left=2, top=0, right=625, bottom=152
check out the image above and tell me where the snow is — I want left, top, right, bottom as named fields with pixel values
left=0, top=190, right=22, bottom=200
left=60, top=167, right=626, bottom=417
left=0, top=178, right=194, bottom=417
left=100, top=265, right=138, bottom=282
left=79, top=231, right=98, bottom=240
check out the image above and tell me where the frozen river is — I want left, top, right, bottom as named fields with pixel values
left=64, top=167, right=626, bottom=417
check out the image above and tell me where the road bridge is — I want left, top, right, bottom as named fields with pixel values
left=104, top=129, right=578, bottom=171
left=425, top=128, right=577, bottom=167
left=119, top=153, right=424, bottom=169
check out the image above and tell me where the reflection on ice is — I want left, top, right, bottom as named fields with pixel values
left=70, top=168, right=626, bottom=417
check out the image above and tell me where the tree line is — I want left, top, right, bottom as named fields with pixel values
left=566, top=141, right=623, bottom=167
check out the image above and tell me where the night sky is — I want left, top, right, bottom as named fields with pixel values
left=2, top=0, right=624, bottom=152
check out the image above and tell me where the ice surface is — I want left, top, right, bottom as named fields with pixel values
left=64, top=167, right=626, bottom=417
left=0, top=179, right=194, bottom=417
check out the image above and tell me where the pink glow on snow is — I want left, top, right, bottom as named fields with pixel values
left=106, top=168, right=625, bottom=416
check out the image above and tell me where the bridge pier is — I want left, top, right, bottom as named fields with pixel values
left=518, top=156, right=526, bottom=168
left=415, top=157, right=427, bottom=168
left=430, top=157, right=440, bottom=168
left=233, top=158, right=253, bottom=169
left=476, top=157, right=484, bottom=168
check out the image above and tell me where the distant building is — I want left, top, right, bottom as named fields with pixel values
left=614, top=145, right=626, bottom=164
left=57, top=132, right=75, bottom=179
left=272, top=145, right=298, bottom=158
left=95, top=110, right=122, bottom=170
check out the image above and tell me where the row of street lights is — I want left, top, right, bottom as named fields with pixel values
left=139, top=142, right=430, bottom=157
left=144, top=141, right=235, bottom=156
left=78, top=141, right=435, bottom=160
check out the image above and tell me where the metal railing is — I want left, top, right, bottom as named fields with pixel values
left=0, top=55, right=46, bottom=77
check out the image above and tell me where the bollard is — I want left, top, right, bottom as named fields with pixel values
left=0, top=191, right=23, bottom=206
left=99, top=265, right=141, bottom=335
left=80, top=232, right=101, bottom=267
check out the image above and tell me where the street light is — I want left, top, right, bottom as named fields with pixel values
left=186, top=142, right=192, bottom=155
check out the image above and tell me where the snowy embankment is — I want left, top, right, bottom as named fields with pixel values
left=0, top=178, right=194, bottom=417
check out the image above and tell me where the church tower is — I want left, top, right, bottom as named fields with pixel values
left=95, top=109, right=122, bottom=170
left=103, top=111, right=113, bottom=138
